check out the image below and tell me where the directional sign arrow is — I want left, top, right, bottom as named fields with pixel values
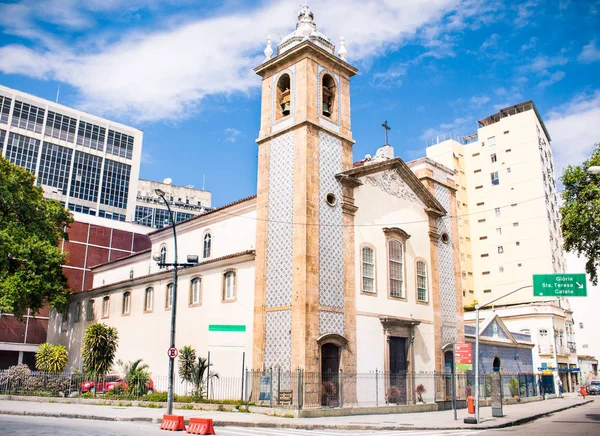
left=577, top=282, right=583, bottom=289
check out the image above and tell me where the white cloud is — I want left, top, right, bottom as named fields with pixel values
left=538, top=70, right=565, bottom=88
left=578, top=40, right=600, bottom=63
left=371, top=65, right=407, bottom=88
left=0, top=0, right=467, bottom=122
left=546, top=90, right=600, bottom=180
left=524, top=54, right=568, bottom=73
left=224, top=128, right=242, bottom=143
left=421, top=115, right=474, bottom=142
left=520, top=36, right=538, bottom=51
left=480, top=33, right=500, bottom=50
left=470, top=95, right=490, bottom=107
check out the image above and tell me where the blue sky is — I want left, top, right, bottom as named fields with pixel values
left=1, top=0, right=599, bottom=207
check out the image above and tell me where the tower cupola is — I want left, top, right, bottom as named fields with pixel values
left=278, top=5, right=335, bottom=55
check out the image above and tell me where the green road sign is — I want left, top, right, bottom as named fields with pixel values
left=533, top=274, right=587, bottom=297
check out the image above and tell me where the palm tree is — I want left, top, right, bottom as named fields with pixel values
left=35, top=343, right=68, bottom=373
left=82, top=323, right=118, bottom=396
left=177, top=345, right=218, bottom=398
left=117, top=359, right=151, bottom=397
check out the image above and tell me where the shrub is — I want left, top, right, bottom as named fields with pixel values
left=415, top=383, right=426, bottom=402
left=35, top=343, right=69, bottom=373
left=386, top=385, right=401, bottom=404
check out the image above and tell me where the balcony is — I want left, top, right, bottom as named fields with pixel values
left=538, top=344, right=554, bottom=355
left=568, top=342, right=577, bottom=353
left=556, top=345, right=570, bottom=356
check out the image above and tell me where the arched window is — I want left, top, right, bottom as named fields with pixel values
left=416, top=260, right=428, bottom=302
left=223, top=270, right=236, bottom=301
left=203, top=232, right=211, bottom=258
left=166, top=283, right=174, bottom=309
left=122, top=291, right=131, bottom=315
left=159, top=245, right=167, bottom=269
left=388, top=240, right=404, bottom=298
left=361, top=246, right=375, bottom=293
left=102, top=296, right=110, bottom=318
left=144, top=287, right=154, bottom=312
left=129, top=269, right=134, bottom=279
left=276, top=73, right=291, bottom=120
left=322, top=73, right=337, bottom=121
left=190, top=277, right=201, bottom=305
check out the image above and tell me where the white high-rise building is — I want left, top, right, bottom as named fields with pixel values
left=0, top=84, right=143, bottom=222
left=427, top=101, right=577, bottom=395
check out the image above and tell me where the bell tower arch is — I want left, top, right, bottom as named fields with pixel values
left=252, top=5, right=358, bottom=384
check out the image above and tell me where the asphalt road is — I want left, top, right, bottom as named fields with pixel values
left=0, top=415, right=485, bottom=436
left=484, top=399, right=600, bottom=435
left=0, top=401, right=597, bottom=436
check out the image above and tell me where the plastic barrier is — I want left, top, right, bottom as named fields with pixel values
left=160, top=414, right=186, bottom=431
left=186, top=417, right=216, bottom=435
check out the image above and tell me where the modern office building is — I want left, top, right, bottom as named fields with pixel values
left=0, top=84, right=143, bottom=222
left=426, top=101, right=575, bottom=395
left=134, top=179, right=212, bottom=228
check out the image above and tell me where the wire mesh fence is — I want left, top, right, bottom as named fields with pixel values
left=0, top=366, right=542, bottom=408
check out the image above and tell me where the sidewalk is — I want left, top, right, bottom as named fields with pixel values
left=0, top=395, right=593, bottom=431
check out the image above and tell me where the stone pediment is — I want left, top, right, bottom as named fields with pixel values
left=336, top=158, right=446, bottom=217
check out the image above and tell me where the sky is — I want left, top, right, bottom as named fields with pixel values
left=0, top=0, right=599, bottom=207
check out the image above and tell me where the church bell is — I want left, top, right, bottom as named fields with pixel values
left=280, top=88, right=291, bottom=116
left=322, top=86, right=332, bottom=117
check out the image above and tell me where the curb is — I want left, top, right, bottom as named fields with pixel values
left=0, top=399, right=593, bottom=431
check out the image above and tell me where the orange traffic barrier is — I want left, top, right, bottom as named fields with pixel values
left=160, top=414, right=186, bottom=431
left=186, top=417, right=216, bottom=435
left=467, top=396, right=475, bottom=414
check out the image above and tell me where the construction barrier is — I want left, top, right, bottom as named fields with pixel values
left=160, top=414, right=186, bottom=431
left=186, top=417, right=216, bottom=435
left=467, top=395, right=475, bottom=414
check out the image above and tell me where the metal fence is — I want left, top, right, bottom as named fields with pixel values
left=0, top=367, right=541, bottom=408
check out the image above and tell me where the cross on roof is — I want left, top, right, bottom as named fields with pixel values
left=382, top=120, right=391, bottom=145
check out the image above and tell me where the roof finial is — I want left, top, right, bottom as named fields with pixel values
left=338, top=36, right=347, bottom=61
left=264, top=34, right=273, bottom=60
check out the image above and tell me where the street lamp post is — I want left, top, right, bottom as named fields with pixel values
left=473, top=285, right=532, bottom=424
left=153, top=188, right=198, bottom=416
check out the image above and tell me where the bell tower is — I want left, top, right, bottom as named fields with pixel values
left=252, top=5, right=359, bottom=381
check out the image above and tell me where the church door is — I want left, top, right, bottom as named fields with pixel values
left=321, top=343, right=340, bottom=407
left=389, top=337, right=407, bottom=404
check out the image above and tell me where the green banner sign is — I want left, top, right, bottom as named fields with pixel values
left=208, top=324, right=246, bottom=332
left=533, top=274, right=587, bottom=297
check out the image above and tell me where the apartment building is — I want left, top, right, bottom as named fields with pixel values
left=427, top=101, right=575, bottom=394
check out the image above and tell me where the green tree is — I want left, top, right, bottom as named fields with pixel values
left=560, top=143, right=600, bottom=284
left=35, top=343, right=69, bottom=373
left=82, top=323, right=119, bottom=379
left=177, top=345, right=218, bottom=398
left=0, top=157, right=73, bottom=319
left=117, top=359, right=152, bottom=397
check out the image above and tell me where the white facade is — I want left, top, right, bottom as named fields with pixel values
left=427, top=102, right=564, bottom=306
left=0, top=84, right=143, bottom=222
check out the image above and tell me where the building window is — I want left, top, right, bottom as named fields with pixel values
left=490, top=153, right=497, bottom=163
left=488, top=136, right=496, bottom=147
left=484, top=289, right=492, bottom=293
left=166, top=283, right=174, bottom=309
left=475, top=185, right=483, bottom=189
left=5, top=132, right=41, bottom=174
left=159, top=245, right=167, bottom=269
left=481, top=253, right=489, bottom=257
left=322, top=73, right=337, bottom=121
left=482, top=271, right=490, bottom=275
left=190, top=278, right=201, bottom=305
left=11, top=100, right=45, bottom=133
left=474, top=169, right=481, bottom=173
left=87, top=300, right=95, bottom=321
left=498, top=246, right=504, bottom=254
left=129, top=269, right=134, bottom=279
left=496, top=227, right=502, bottom=235
left=223, top=270, right=237, bottom=301
left=74, top=302, right=82, bottom=323
left=491, top=171, right=500, bottom=186
left=513, top=222, right=519, bottom=227
left=517, top=263, right=522, bottom=267
left=477, top=202, right=484, bottom=206
left=516, top=241, right=520, bottom=246
left=361, top=246, right=375, bottom=293
left=276, top=73, right=291, bottom=120
left=100, top=159, right=131, bottom=210
left=499, top=266, right=504, bottom=273
left=480, top=236, right=488, bottom=240
left=579, top=322, right=584, bottom=329
left=416, top=260, right=428, bottom=303
left=539, top=329, right=548, bottom=337
left=118, top=291, right=130, bottom=315
left=478, top=218, right=486, bottom=223
left=145, top=287, right=154, bottom=312
left=203, top=232, right=211, bottom=258
left=388, top=240, right=404, bottom=298
left=101, top=296, right=110, bottom=318
left=507, top=167, right=511, bottom=173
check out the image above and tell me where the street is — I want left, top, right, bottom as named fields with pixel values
left=0, top=400, right=596, bottom=435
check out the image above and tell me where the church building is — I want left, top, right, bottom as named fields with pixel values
left=50, top=6, right=463, bottom=406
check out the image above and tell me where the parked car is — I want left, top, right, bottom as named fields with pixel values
left=588, top=380, right=600, bottom=395
left=80, top=375, right=122, bottom=394
left=80, top=375, right=155, bottom=395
